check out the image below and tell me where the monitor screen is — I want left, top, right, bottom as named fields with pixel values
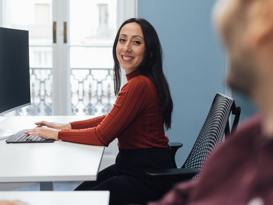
left=0, top=27, right=31, bottom=115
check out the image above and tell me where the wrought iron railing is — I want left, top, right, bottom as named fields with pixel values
left=13, top=67, right=115, bottom=116
left=71, top=68, right=115, bottom=116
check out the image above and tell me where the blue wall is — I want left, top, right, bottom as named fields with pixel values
left=138, top=0, right=226, bottom=166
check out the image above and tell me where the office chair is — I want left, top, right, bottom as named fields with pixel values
left=147, top=93, right=241, bottom=182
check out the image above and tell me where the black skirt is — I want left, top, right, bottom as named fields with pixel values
left=75, top=147, right=177, bottom=204
left=116, top=147, right=175, bottom=177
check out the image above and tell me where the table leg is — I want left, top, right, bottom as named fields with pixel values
left=40, top=182, right=53, bottom=191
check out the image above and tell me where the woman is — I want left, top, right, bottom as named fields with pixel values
left=25, top=18, right=174, bottom=205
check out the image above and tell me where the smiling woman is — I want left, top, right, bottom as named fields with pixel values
left=25, top=18, right=174, bottom=205
left=116, top=22, right=146, bottom=74
left=113, top=18, right=173, bottom=130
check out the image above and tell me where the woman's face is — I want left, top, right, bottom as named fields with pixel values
left=116, top=22, right=146, bottom=74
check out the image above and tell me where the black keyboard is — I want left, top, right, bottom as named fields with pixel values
left=6, top=129, right=55, bottom=143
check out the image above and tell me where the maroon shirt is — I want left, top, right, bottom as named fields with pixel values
left=148, top=114, right=273, bottom=205
left=59, top=69, right=169, bottom=149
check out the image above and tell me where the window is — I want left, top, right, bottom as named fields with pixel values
left=35, top=4, right=50, bottom=25
left=98, top=4, right=108, bottom=27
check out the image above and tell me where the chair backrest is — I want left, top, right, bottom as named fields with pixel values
left=181, top=93, right=240, bottom=169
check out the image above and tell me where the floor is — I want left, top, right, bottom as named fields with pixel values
left=14, top=182, right=82, bottom=191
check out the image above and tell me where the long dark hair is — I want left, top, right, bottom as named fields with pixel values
left=112, top=18, right=173, bottom=130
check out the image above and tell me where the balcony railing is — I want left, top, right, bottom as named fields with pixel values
left=71, top=68, right=115, bottom=116
left=13, top=67, right=115, bottom=116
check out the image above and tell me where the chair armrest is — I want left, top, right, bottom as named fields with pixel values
left=147, top=168, right=198, bottom=177
left=147, top=168, right=199, bottom=184
left=168, top=142, right=183, bottom=149
left=168, top=142, right=183, bottom=168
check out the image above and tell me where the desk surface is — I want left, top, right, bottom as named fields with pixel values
left=0, top=116, right=104, bottom=183
left=0, top=191, right=109, bottom=205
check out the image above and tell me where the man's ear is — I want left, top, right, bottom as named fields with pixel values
left=247, top=0, right=273, bottom=49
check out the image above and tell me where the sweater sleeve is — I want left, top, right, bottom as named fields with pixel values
left=70, top=115, right=106, bottom=129
left=58, top=78, right=149, bottom=146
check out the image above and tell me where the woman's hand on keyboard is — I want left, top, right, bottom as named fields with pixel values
left=24, top=127, right=60, bottom=141
left=35, top=121, right=71, bottom=129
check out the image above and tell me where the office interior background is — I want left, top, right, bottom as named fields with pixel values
left=0, top=0, right=256, bottom=190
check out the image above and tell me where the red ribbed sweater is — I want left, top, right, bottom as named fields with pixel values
left=58, top=69, right=169, bottom=149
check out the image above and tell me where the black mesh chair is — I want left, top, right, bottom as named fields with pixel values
left=147, top=93, right=241, bottom=182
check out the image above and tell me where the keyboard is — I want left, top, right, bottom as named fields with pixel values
left=6, top=129, right=55, bottom=143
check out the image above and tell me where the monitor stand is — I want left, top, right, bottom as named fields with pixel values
left=0, top=117, right=14, bottom=140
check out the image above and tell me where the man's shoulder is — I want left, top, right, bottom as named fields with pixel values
left=229, top=114, right=262, bottom=139
left=201, top=114, right=262, bottom=174
left=217, top=113, right=262, bottom=153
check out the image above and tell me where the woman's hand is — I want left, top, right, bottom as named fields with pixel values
left=0, top=200, right=29, bottom=205
left=24, top=127, right=60, bottom=141
left=35, top=121, right=71, bottom=129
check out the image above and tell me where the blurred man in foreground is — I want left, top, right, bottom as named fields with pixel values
left=148, top=0, right=273, bottom=204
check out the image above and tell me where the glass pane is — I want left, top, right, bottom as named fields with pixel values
left=4, top=0, right=53, bottom=116
left=30, top=47, right=53, bottom=67
left=70, top=0, right=117, bottom=45
left=70, top=47, right=113, bottom=68
left=5, top=0, right=53, bottom=45
left=70, top=0, right=117, bottom=116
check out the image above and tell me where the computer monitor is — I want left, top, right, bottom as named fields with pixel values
left=0, top=27, right=31, bottom=138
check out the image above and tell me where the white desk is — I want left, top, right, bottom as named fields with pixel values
left=0, top=116, right=104, bottom=191
left=0, top=191, right=109, bottom=205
